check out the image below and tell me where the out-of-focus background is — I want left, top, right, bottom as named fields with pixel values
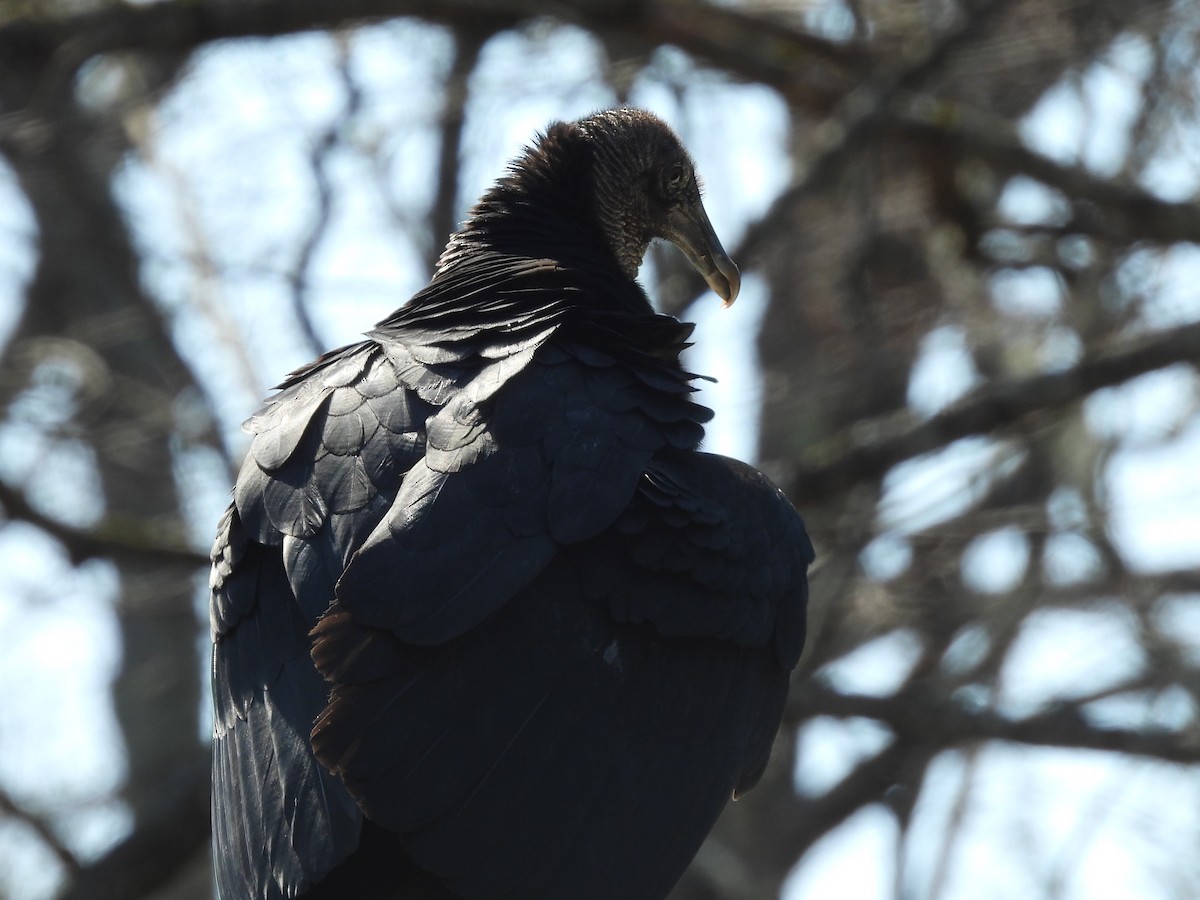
left=1, top=2, right=1199, bottom=898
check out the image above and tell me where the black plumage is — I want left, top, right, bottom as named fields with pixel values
left=211, top=108, right=814, bottom=900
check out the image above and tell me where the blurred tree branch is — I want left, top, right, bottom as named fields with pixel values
left=427, top=28, right=487, bottom=271
left=55, top=755, right=209, bottom=900
left=0, top=480, right=208, bottom=567
left=800, top=683, right=1200, bottom=764
left=0, top=786, right=81, bottom=878
left=788, top=319, right=1200, bottom=502
left=288, top=35, right=365, bottom=358
left=894, top=92, right=1200, bottom=246
left=0, top=0, right=868, bottom=120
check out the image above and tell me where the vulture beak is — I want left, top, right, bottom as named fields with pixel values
left=664, top=201, right=741, bottom=307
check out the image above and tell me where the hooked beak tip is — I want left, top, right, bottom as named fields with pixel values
left=707, top=254, right=741, bottom=308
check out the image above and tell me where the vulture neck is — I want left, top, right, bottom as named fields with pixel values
left=433, top=136, right=653, bottom=316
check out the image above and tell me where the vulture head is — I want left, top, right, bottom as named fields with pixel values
left=576, top=108, right=741, bottom=305
left=455, top=108, right=741, bottom=306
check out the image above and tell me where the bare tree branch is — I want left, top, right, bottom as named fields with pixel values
left=785, top=741, right=926, bottom=861
left=0, top=0, right=865, bottom=107
left=801, top=683, right=1200, bottom=764
left=0, top=481, right=208, bottom=567
left=288, top=35, right=366, bottom=358
left=427, top=28, right=486, bottom=272
left=894, top=91, right=1200, bottom=246
left=56, top=755, right=209, bottom=900
left=781, top=0, right=1016, bottom=189
left=0, top=0, right=511, bottom=68
left=788, top=319, right=1200, bottom=502
left=0, top=784, right=81, bottom=878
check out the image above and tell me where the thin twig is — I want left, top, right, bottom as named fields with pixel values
left=288, top=34, right=366, bottom=358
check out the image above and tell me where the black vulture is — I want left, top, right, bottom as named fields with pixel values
left=211, top=107, right=813, bottom=900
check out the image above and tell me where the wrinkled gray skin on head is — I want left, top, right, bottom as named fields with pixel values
left=577, top=109, right=741, bottom=305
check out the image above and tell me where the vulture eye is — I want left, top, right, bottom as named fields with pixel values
left=663, top=163, right=687, bottom=194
